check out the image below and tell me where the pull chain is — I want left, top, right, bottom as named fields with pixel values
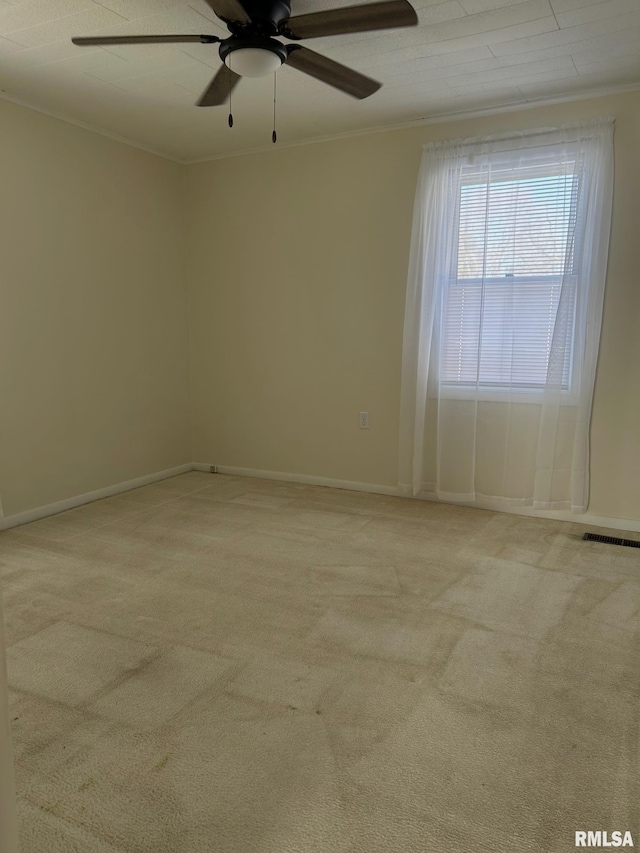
left=272, top=71, right=277, bottom=144
left=228, top=57, right=234, bottom=128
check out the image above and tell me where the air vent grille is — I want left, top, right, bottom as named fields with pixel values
left=583, top=532, right=640, bottom=548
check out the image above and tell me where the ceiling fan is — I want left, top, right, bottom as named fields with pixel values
left=72, top=0, right=419, bottom=106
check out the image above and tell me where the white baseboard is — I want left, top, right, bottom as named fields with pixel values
left=419, top=492, right=640, bottom=533
left=412, top=487, right=640, bottom=533
left=192, top=462, right=400, bottom=497
left=196, top=462, right=640, bottom=534
left=2, top=460, right=638, bottom=535
left=505, top=506, right=640, bottom=533
left=0, top=464, right=193, bottom=532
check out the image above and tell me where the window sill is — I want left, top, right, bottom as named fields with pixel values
left=434, top=384, right=579, bottom=405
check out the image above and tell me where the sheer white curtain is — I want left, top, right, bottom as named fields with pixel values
left=398, top=120, right=614, bottom=512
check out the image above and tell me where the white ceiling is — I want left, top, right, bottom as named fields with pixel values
left=0, top=0, right=638, bottom=161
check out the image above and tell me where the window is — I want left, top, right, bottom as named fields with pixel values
left=399, top=120, right=613, bottom=509
left=438, top=150, right=584, bottom=395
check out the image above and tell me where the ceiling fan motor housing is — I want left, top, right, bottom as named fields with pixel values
left=225, top=0, right=292, bottom=34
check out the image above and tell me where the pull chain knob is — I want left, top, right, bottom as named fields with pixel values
left=272, top=71, right=277, bottom=144
left=228, top=57, right=234, bottom=129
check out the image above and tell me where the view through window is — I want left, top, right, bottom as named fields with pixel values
left=440, top=158, right=582, bottom=391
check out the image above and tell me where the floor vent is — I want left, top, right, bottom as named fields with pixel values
left=583, top=532, right=640, bottom=548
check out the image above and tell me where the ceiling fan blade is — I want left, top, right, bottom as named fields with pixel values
left=197, top=63, right=241, bottom=106
left=282, top=0, right=417, bottom=40
left=72, top=34, right=220, bottom=46
left=202, top=0, right=251, bottom=23
left=285, top=45, right=380, bottom=99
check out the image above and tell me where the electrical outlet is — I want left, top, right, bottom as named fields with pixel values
left=359, top=412, right=369, bottom=429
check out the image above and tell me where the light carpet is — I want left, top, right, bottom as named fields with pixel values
left=0, top=471, right=638, bottom=852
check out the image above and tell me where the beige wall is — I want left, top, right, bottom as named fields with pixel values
left=0, top=100, right=192, bottom=517
left=185, top=89, right=640, bottom=522
left=0, top=90, right=637, bottom=522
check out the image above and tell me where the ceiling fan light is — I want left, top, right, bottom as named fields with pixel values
left=225, top=47, right=283, bottom=78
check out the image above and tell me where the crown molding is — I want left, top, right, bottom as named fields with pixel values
left=0, top=91, right=183, bottom=163
left=185, top=81, right=640, bottom=165
left=1, top=80, right=639, bottom=166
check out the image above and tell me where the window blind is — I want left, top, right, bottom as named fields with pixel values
left=440, top=158, right=581, bottom=390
